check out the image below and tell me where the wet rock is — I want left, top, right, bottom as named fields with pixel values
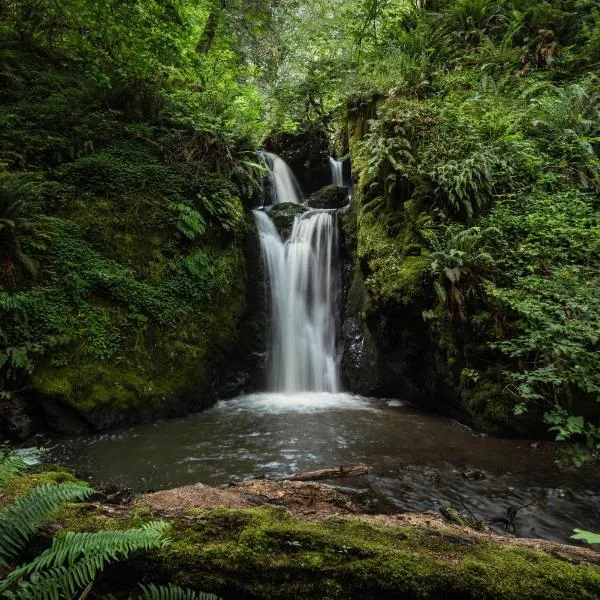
left=0, top=391, right=33, bottom=440
left=341, top=316, right=379, bottom=394
left=267, top=202, right=308, bottom=239
left=462, top=469, right=486, bottom=481
left=218, top=370, right=251, bottom=399
left=306, top=184, right=349, bottom=210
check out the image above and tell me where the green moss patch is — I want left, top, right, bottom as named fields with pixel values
left=83, top=507, right=600, bottom=600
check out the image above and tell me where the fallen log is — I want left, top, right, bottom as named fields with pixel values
left=279, top=465, right=368, bottom=482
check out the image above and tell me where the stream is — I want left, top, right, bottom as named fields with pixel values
left=48, top=391, right=600, bottom=545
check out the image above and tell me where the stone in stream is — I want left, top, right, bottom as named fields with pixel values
left=266, top=202, right=308, bottom=239
left=462, top=469, right=486, bottom=481
left=306, top=184, right=349, bottom=209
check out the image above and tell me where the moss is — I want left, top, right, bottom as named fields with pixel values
left=0, top=468, right=84, bottom=506
left=306, top=185, right=349, bottom=209
left=462, top=380, right=528, bottom=436
left=73, top=507, right=600, bottom=599
left=31, top=269, right=246, bottom=428
left=357, top=213, right=430, bottom=306
left=267, top=203, right=308, bottom=239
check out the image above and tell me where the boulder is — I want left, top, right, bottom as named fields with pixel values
left=307, top=184, right=349, bottom=209
left=0, top=392, right=33, bottom=441
left=267, top=202, right=308, bottom=239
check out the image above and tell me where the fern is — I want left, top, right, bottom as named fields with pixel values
left=0, top=451, right=28, bottom=487
left=0, top=522, right=170, bottom=599
left=174, top=203, right=206, bottom=240
left=0, top=483, right=93, bottom=567
left=137, top=584, right=221, bottom=600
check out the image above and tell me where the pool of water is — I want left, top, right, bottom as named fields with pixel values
left=48, top=392, right=600, bottom=544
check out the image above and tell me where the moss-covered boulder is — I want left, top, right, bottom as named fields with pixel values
left=266, top=203, right=308, bottom=240
left=307, top=185, right=349, bottom=210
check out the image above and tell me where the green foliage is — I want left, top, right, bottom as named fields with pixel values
left=0, top=483, right=93, bottom=567
left=0, top=450, right=29, bottom=487
left=571, top=529, right=600, bottom=545
left=137, top=584, right=221, bottom=600
left=0, top=5, right=255, bottom=403
left=0, top=450, right=171, bottom=599
left=422, top=225, right=494, bottom=321
left=0, top=168, right=38, bottom=288
left=1, top=522, right=170, bottom=599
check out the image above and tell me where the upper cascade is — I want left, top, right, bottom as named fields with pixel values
left=329, top=157, right=344, bottom=187
left=260, top=151, right=303, bottom=205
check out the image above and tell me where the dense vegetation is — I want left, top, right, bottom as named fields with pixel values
left=264, top=0, right=600, bottom=463
left=0, top=0, right=271, bottom=428
left=2, top=1, right=600, bottom=597
left=1, top=1, right=599, bottom=459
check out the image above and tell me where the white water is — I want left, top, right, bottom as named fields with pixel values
left=260, top=151, right=302, bottom=205
left=254, top=209, right=340, bottom=393
left=217, top=392, right=377, bottom=414
left=330, top=157, right=344, bottom=187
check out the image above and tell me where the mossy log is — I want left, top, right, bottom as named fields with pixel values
left=4, top=472, right=600, bottom=600
left=56, top=501, right=600, bottom=599
left=69, top=506, right=600, bottom=600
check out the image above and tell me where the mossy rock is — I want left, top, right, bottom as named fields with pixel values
left=51, top=505, right=600, bottom=599
left=266, top=203, right=308, bottom=239
left=306, top=185, right=349, bottom=210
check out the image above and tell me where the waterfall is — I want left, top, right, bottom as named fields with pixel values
left=329, top=157, right=344, bottom=187
left=254, top=209, right=341, bottom=393
left=260, top=151, right=303, bottom=205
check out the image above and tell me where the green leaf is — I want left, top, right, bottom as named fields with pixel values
left=571, top=529, right=600, bottom=544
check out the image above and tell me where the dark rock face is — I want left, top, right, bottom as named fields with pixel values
left=266, top=203, right=308, bottom=240
left=0, top=392, right=34, bottom=441
left=339, top=205, right=381, bottom=395
left=264, top=127, right=330, bottom=196
left=307, top=185, right=349, bottom=210
left=338, top=203, right=428, bottom=401
left=341, top=293, right=379, bottom=394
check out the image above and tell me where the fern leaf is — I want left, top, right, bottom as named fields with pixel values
left=137, top=583, right=221, bottom=600
left=0, top=483, right=92, bottom=566
left=0, top=522, right=170, bottom=599
left=0, top=452, right=28, bottom=488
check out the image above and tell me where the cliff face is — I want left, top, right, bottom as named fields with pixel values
left=0, top=50, right=262, bottom=435
left=339, top=102, right=535, bottom=436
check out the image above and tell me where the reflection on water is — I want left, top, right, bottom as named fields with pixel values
left=48, top=392, right=600, bottom=544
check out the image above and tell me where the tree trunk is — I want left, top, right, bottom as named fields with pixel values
left=196, top=0, right=226, bottom=54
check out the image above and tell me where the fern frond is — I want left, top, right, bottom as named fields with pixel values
left=137, top=584, right=221, bottom=600
left=0, top=452, right=28, bottom=488
left=0, top=522, right=170, bottom=599
left=0, top=483, right=92, bottom=566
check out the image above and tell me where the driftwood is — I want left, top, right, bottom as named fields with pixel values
left=278, top=465, right=369, bottom=482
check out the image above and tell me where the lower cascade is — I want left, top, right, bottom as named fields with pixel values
left=254, top=208, right=341, bottom=393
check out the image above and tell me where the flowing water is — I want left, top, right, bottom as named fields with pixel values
left=47, top=153, right=600, bottom=546
left=49, top=392, right=600, bottom=544
left=260, top=151, right=302, bottom=205
left=330, top=157, right=344, bottom=187
left=253, top=209, right=340, bottom=392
